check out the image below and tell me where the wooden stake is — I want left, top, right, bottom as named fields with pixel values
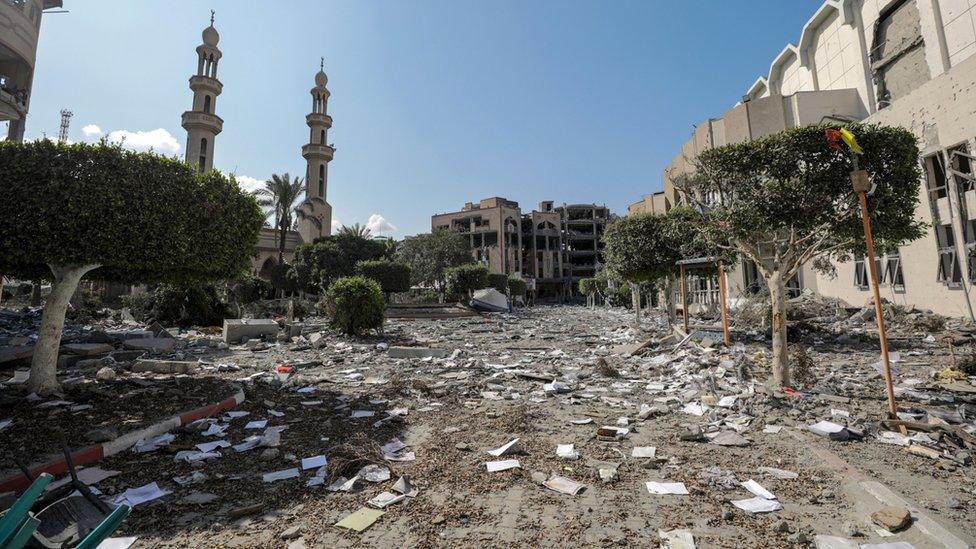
left=718, top=261, right=731, bottom=346
left=854, top=174, right=903, bottom=432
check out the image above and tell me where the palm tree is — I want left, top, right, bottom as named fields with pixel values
left=338, top=223, right=372, bottom=239
left=253, top=173, right=321, bottom=265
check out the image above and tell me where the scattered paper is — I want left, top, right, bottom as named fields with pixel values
left=731, top=496, right=782, bottom=513
left=556, top=444, right=580, bottom=460
left=133, top=433, right=176, bottom=453
left=570, top=418, right=593, bottom=425
left=645, top=481, right=689, bottom=495
left=202, top=423, right=229, bottom=437
left=367, top=491, right=406, bottom=508
left=112, top=482, right=171, bottom=507
left=486, top=459, right=520, bottom=472
left=758, top=466, right=798, bottom=480
left=224, top=411, right=249, bottom=419
left=811, top=535, right=858, bottom=549
left=95, top=537, right=138, bottom=549
left=717, top=395, right=737, bottom=408
left=351, top=410, right=375, bottom=418
left=0, top=419, right=10, bottom=431
left=301, top=455, right=327, bottom=470
left=544, top=475, right=585, bottom=495
left=7, top=370, right=29, bottom=384
left=762, top=425, right=783, bottom=434
left=357, top=464, right=391, bottom=482
left=244, top=420, right=268, bottom=430
left=262, top=468, right=300, bottom=483
left=335, top=507, right=384, bottom=532
left=174, top=450, right=220, bottom=463
left=631, top=446, right=657, bottom=459
left=173, top=471, right=208, bottom=486
left=659, top=529, right=696, bottom=549
left=195, top=440, right=231, bottom=453
left=488, top=438, right=521, bottom=457
left=740, top=479, right=776, bottom=500
left=682, top=403, right=706, bottom=416
left=392, top=475, right=419, bottom=497
left=47, top=467, right=120, bottom=491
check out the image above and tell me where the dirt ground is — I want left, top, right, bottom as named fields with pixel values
left=2, top=304, right=975, bottom=548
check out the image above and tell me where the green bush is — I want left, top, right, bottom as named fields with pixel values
left=486, top=273, right=508, bottom=292
left=17, top=282, right=33, bottom=296
left=508, top=276, right=526, bottom=298
left=578, top=278, right=601, bottom=297
left=291, top=234, right=386, bottom=293
left=445, top=264, right=489, bottom=297
left=607, top=282, right=631, bottom=308
left=355, top=259, right=412, bottom=294
left=322, top=276, right=384, bottom=336
left=122, top=284, right=231, bottom=327
left=226, top=274, right=274, bottom=304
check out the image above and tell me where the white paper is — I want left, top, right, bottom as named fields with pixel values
left=762, top=425, right=783, bottom=434
left=196, top=440, right=231, bottom=453
left=645, top=481, right=688, bottom=495
left=570, top=418, right=593, bottom=425
left=95, top=536, right=138, bottom=549
left=631, top=446, right=657, bottom=458
left=301, top=400, right=323, bottom=406
left=8, top=370, right=29, bottom=384
left=809, top=420, right=846, bottom=436
left=731, top=496, right=782, bottom=513
left=296, top=386, right=316, bottom=393
left=133, top=433, right=176, bottom=453
left=0, top=419, right=10, bottom=431
left=682, top=403, right=706, bottom=416
left=262, top=468, right=300, bottom=483
left=544, top=475, right=585, bottom=495
left=658, top=529, right=696, bottom=549
left=380, top=438, right=407, bottom=455
left=202, top=423, right=228, bottom=437
left=301, top=455, right=327, bottom=470
left=351, top=410, right=375, bottom=418
left=811, top=535, right=858, bottom=549
left=47, top=467, right=120, bottom=491
left=233, top=435, right=263, bottom=452
left=740, top=479, right=776, bottom=500
left=758, top=466, right=798, bottom=480
left=244, top=420, right=268, bottom=430
left=556, top=444, right=579, bottom=460
left=860, top=543, right=916, bottom=549
left=357, top=464, right=391, bottom=482
left=174, top=450, right=220, bottom=463
left=224, top=411, right=249, bottom=419
left=367, top=491, right=406, bottom=508
left=717, top=395, right=737, bottom=408
left=268, top=410, right=285, bottom=417
left=488, top=438, right=521, bottom=457
left=113, top=482, right=171, bottom=507
left=486, top=459, right=520, bottom=472
left=393, top=475, right=419, bottom=497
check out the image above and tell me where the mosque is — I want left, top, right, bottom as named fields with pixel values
left=180, top=14, right=334, bottom=278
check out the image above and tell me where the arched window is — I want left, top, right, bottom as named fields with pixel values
left=320, top=129, right=325, bottom=144
left=318, top=165, right=325, bottom=196
left=199, top=138, right=208, bottom=171
left=203, top=95, right=211, bottom=114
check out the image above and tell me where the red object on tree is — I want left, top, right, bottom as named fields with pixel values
left=825, top=128, right=843, bottom=151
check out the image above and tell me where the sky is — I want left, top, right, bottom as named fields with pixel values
left=18, top=0, right=822, bottom=237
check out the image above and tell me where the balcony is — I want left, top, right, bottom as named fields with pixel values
left=306, top=112, right=332, bottom=128
left=301, top=143, right=334, bottom=160
left=0, top=87, right=27, bottom=120
left=181, top=111, right=223, bottom=133
left=189, top=75, right=222, bottom=94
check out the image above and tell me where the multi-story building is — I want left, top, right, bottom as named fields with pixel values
left=634, top=0, right=976, bottom=319
left=432, top=197, right=613, bottom=300
left=0, top=0, right=62, bottom=141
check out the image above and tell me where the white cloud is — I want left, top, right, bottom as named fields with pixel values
left=232, top=174, right=265, bottom=194
left=81, top=124, right=103, bottom=137
left=366, top=213, right=397, bottom=234
left=106, top=128, right=180, bottom=154
left=331, top=218, right=343, bottom=233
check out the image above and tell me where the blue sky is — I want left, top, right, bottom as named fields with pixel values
left=20, top=0, right=821, bottom=236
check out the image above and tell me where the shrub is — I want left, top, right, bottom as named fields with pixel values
left=445, top=264, right=489, bottom=297
left=607, top=281, right=631, bottom=308
left=355, top=260, right=412, bottom=295
left=508, top=276, right=526, bottom=298
left=226, top=274, right=274, bottom=304
left=290, top=234, right=386, bottom=293
left=578, top=278, right=600, bottom=297
left=322, top=276, right=384, bottom=336
left=122, top=284, right=231, bottom=327
left=487, top=273, right=508, bottom=292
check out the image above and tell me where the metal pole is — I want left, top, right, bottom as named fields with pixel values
left=852, top=170, right=902, bottom=427
left=679, top=264, right=688, bottom=334
left=718, top=261, right=731, bottom=346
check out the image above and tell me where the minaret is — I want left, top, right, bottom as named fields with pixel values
left=181, top=11, right=223, bottom=172
left=297, top=58, right=334, bottom=241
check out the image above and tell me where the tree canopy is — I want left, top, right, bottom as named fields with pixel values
left=356, top=259, right=411, bottom=294
left=290, top=233, right=386, bottom=292
left=395, top=229, right=472, bottom=293
left=445, top=264, right=489, bottom=297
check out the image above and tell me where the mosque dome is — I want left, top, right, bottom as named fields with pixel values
left=202, top=25, right=220, bottom=47
left=315, top=69, right=328, bottom=87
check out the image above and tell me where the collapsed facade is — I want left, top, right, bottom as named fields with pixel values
left=178, top=16, right=334, bottom=278
left=431, top=198, right=612, bottom=299
left=0, top=0, right=61, bottom=141
left=630, top=0, right=976, bottom=319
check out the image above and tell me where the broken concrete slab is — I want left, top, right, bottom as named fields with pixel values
left=61, top=343, right=114, bottom=356
left=132, top=359, right=197, bottom=375
left=223, top=318, right=279, bottom=344
left=123, top=338, right=177, bottom=353
left=388, top=346, right=448, bottom=359
left=0, top=345, right=33, bottom=365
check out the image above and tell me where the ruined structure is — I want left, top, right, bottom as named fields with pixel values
left=0, top=0, right=61, bottom=141
left=432, top=198, right=612, bottom=300
left=631, top=0, right=976, bottom=319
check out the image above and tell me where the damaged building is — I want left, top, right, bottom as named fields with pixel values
left=631, top=0, right=976, bottom=319
left=431, top=198, right=613, bottom=300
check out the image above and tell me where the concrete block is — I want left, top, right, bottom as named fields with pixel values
left=223, top=319, right=279, bottom=344
left=123, top=338, right=177, bottom=353
left=388, top=347, right=448, bottom=359
left=0, top=345, right=34, bottom=365
left=132, top=359, right=197, bottom=375
left=61, top=343, right=114, bottom=356
left=309, top=332, right=327, bottom=349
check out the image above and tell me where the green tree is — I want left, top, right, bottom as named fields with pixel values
left=252, top=173, right=320, bottom=268
left=356, top=259, right=412, bottom=299
left=322, top=276, right=385, bottom=336
left=486, top=273, right=508, bottom=292
left=678, top=123, right=925, bottom=386
left=290, top=234, right=386, bottom=293
left=445, top=264, right=489, bottom=298
left=0, top=141, right=263, bottom=394
left=396, top=229, right=472, bottom=301
left=578, top=278, right=603, bottom=308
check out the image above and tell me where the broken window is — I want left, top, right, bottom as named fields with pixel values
left=198, top=138, right=207, bottom=171
left=883, top=252, right=905, bottom=289
left=936, top=224, right=962, bottom=286
left=870, top=0, right=930, bottom=107
left=854, top=257, right=869, bottom=289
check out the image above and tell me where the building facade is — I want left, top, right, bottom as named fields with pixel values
left=432, top=197, right=612, bottom=300
left=636, top=0, right=976, bottom=318
left=0, top=0, right=61, bottom=141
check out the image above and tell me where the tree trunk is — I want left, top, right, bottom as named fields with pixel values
left=768, top=272, right=791, bottom=387
left=30, top=280, right=41, bottom=306
left=29, top=264, right=98, bottom=396
left=632, top=285, right=642, bottom=323
left=665, top=276, right=676, bottom=325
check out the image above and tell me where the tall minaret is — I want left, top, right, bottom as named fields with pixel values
left=181, top=11, right=223, bottom=172
left=297, top=58, right=334, bottom=241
